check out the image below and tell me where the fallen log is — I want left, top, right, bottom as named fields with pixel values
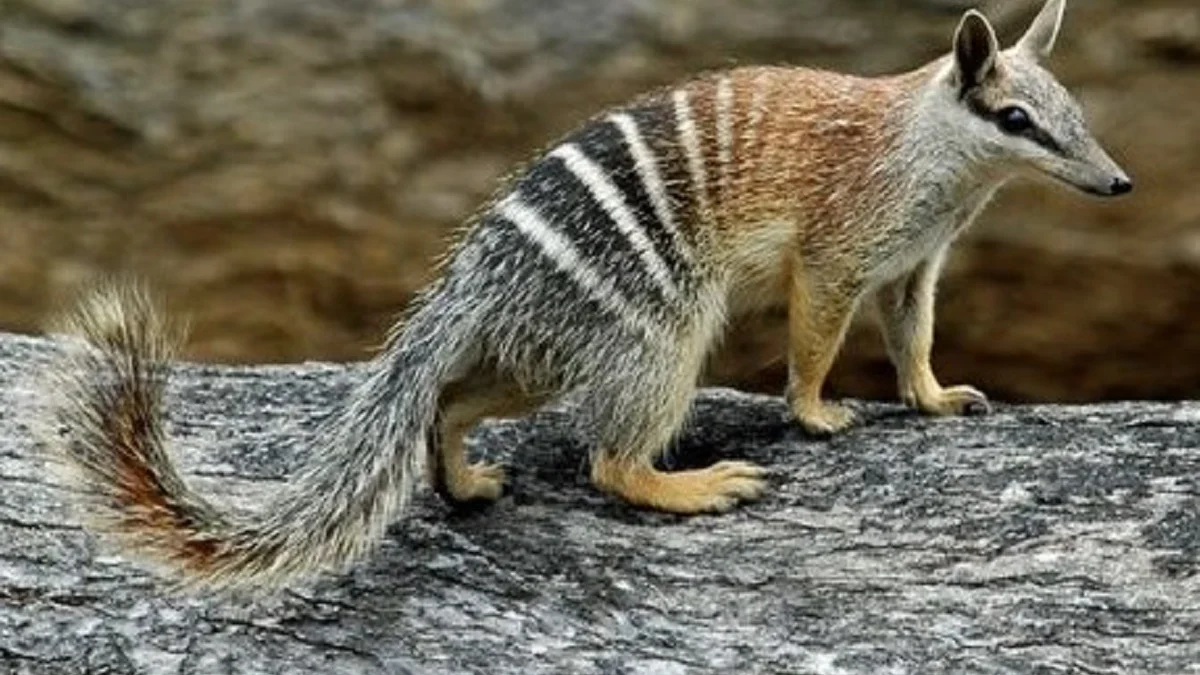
left=0, top=332, right=1196, bottom=674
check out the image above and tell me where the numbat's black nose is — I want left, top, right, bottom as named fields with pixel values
left=1110, top=177, right=1133, bottom=195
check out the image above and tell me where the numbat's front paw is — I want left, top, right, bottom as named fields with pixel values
left=907, top=385, right=991, bottom=417
left=793, top=400, right=857, bottom=436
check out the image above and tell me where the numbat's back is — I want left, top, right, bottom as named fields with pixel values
left=39, top=0, right=1131, bottom=594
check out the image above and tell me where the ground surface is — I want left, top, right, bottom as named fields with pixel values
left=0, top=332, right=1198, bottom=674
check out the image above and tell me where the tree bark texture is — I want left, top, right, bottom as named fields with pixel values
left=0, top=334, right=1196, bottom=673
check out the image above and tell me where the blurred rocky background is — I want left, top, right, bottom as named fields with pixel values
left=0, top=0, right=1196, bottom=402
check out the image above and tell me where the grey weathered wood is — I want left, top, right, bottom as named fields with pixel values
left=0, top=332, right=1197, bottom=674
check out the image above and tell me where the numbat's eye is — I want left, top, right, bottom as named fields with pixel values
left=998, top=106, right=1033, bottom=133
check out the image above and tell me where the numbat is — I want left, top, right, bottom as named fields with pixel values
left=42, top=0, right=1130, bottom=592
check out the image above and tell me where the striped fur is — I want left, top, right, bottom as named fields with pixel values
left=494, top=193, right=663, bottom=340
left=546, top=143, right=680, bottom=301
left=38, top=0, right=1129, bottom=594
left=671, top=88, right=711, bottom=222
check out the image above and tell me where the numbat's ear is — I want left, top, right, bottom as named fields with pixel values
left=953, top=9, right=999, bottom=92
left=1015, top=0, right=1067, bottom=60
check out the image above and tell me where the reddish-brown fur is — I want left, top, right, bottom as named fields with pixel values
left=711, top=67, right=943, bottom=243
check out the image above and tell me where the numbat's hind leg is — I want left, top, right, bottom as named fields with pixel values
left=431, top=369, right=543, bottom=505
left=591, top=454, right=766, bottom=514
left=584, top=329, right=767, bottom=514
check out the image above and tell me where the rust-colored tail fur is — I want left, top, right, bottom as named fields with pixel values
left=40, top=283, right=459, bottom=592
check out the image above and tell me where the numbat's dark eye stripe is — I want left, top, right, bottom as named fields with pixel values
left=965, top=95, right=1065, bottom=156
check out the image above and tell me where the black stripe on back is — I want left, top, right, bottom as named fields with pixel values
left=565, top=116, right=692, bottom=285
left=624, top=101, right=702, bottom=251
left=509, top=150, right=675, bottom=309
left=464, top=210, right=630, bottom=336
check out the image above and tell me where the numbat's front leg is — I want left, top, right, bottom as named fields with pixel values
left=875, top=249, right=991, bottom=417
left=786, top=262, right=862, bottom=436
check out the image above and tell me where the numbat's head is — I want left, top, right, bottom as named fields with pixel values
left=929, top=0, right=1132, bottom=197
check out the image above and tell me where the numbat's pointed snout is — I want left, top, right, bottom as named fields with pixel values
left=1109, top=176, right=1133, bottom=196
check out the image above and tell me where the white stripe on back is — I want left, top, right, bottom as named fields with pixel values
left=746, top=71, right=769, bottom=156
left=740, top=71, right=770, bottom=193
left=548, top=143, right=679, bottom=300
left=715, top=75, right=733, bottom=195
left=495, top=194, right=660, bottom=338
left=607, top=112, right=691, bottom=263
left=672, top=87, right=710, bottom=219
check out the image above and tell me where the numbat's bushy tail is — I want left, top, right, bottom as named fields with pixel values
left=43, top=284, right=469, bottom=592
left=38, top=0, right=1131, bottom=594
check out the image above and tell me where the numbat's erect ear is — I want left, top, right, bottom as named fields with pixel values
left=953, top=10, right=999, bottom=91
left=1015, top=0, right=1066, bottom=60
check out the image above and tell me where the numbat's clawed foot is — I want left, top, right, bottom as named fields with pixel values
left=592, top=458, right=767, bottom=514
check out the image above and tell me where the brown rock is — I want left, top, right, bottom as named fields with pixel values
left=0, top=0, right=1196, bottom=401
